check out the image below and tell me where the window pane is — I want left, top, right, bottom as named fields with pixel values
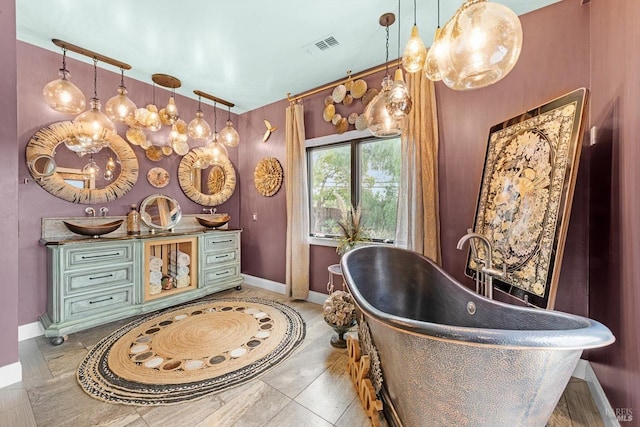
left=308, top=144, right=351, bottom=236
left=359, top=137, right=401, bottom=242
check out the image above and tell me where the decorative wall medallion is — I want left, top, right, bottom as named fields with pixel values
left=254, top=157, right=283, bottom=197
left=467, top=88, right=589, bottom=309
left=147, top=167, right=170, bottom=188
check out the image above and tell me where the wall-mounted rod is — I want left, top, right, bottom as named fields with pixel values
left=52, top=39, right=131, bottom=70
left=193, top=90, right=234, bottom=108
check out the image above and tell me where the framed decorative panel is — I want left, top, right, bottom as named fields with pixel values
left=466, top=88, right=589, bottom=309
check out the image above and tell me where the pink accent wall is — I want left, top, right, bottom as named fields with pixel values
left=0, top=0, right=19, bottom=368
left=588, top=0, right=640, bottom=413
left=16, top=42, right=240, bottom=324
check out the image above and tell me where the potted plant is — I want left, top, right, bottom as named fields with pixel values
left=335, top=195, right=368, bottom=256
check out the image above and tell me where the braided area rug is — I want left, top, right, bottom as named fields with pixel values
left=77, top=297, right=305, bottom=405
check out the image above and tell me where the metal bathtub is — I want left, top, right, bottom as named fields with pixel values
left=341, top=246, right=614, bottom=427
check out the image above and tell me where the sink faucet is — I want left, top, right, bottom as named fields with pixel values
left=202, top=207, right=216, bottom=215
left=99, top=207, right=109, bottom=217
left=85, top=207, right=96, bottom=217
left=456, top=229, right=506, bottom=299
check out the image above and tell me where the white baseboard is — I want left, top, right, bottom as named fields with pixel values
left=0, top=361, right=22, bottom=389
left=242, top=274, right=324, bottom=305
left=18, top=321, right=44, bottom=341
left=572, top=359, right=619, bottom=427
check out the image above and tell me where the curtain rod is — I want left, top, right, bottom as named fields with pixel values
left=287, top=59, right=399, bottom=102
left=52, top=39, right=131, bottom=70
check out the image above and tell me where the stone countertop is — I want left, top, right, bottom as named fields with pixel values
left=40, top=214, right=240, bottom=246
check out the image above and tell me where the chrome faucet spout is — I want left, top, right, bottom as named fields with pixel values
left=457, top=231, right=505, bottom=300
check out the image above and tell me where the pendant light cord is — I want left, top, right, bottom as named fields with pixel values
left=397, top=0, right=401, bottom=69
left=213, top=102, right=218, bottom=133
left=227, top=105, right=231, bottom=121
left=92, top=58, right=98, bottom=99
left=414, top=0, right=417, bottom=25
left=119, top=68, right=125, bottom=88
left=384, top=24, right=390, bottom=77
left=197, top=95, right=202, bottom=112
left=437, top=0, right=441, bottom=28
left=61, top=48, right=68, bottom=74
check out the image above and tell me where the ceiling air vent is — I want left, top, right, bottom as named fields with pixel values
left=304, top=35, right=340, bottom=55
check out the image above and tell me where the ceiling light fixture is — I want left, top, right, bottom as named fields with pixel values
left=187, top=95, right=212, bottom=141
left=387, top=0, right=412, bottom=119
left=426, top=0, right=523, bottom=90
left=204, top=101, right=229, bottom=165
left=401, top=0, right=427, bottom=73
left=219, top=105, right=240, bottom=148
left=42, top=47, right=86, bottom=114
left=365, top=13, right=406, bottom=138
left=71, top=57, right=116, bottom=155
left=105, top=68, right=137, bottom=122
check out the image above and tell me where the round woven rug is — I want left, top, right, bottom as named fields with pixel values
left=77, top=297, right=305, bottom=405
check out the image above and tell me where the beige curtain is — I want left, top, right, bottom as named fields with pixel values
left=285, top=102, right=310, bottom=299
left=395, top=71, right=442, bottom=264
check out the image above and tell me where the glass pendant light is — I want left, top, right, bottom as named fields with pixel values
left=71, top=58, right=116, bottom=154
left=366, top=13, right=406, bottom=138
left=424, top=0, right=449, bottom=82
left=401, top=0, right=427, bottom=73
left=387, top=0, right=412, bottom=119
left=105, top=68, right=136, bottom=122
left=442, top=0, right=523, bottom=90
left=81, top=155, right=100, bottom=180
left=42, top=48, right=86, bottom=114
left=187, top=96, right=212, bottom=141
left=203, top=102, right=228, bottom=165
left=165, top=90, right=179, bottom=124
left=219, top=105, right=240, bottom=147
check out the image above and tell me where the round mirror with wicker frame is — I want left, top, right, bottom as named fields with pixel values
left=178, top=147, right=236, bottom=206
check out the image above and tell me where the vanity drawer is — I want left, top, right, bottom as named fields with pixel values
left=64, top=264, right=134, bottom=296
left=202, top=265, right=239, bottom=286
left=64, top=286, right=135, bottom=321
left=65, top=243, right=134, bottom=269
left=202, top=250, right=237, bottom=268
left=202, top=234, right=238, bottom=252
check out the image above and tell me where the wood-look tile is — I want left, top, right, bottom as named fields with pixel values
left=295, top=354, right=355, bottom=424
left=0, top=388, right=32, bottom=413
left=260, top=333, right=345, bottom=399
left=194, top=381, right=290, bottom=427
left=565, top=380, right=604, bottom=427
left=546, top=393, right=571, bottom=427
left=17, top=339, right=53, bottom=386
left=336, top=397, right=385, bottom=427
left=264, top=400, right=333, bottom=427
left=26, top=371, right=141, bottom=427
left=135, top=394, right=223, bottom=426
left=0, top=401, right=37, bottom=427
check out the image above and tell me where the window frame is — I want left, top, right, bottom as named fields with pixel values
left=305, top=129, right=399, bottom=247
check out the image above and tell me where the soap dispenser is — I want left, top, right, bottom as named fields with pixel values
left=127, top=204, right=140, bottom=235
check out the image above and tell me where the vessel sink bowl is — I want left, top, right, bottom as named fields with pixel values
left=63, top=219, right=125, bottom=238
left=196, top=214, right=231, bottom=228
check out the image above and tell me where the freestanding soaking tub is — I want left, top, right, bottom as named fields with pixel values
left=341, top=246, right=614, bottom=427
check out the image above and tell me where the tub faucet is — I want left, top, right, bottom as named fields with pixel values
left=456, top=230, right=506, bottom=299
left=99, top=207, right=109, bottom=217
left=85, top=207, right=96, bottom=217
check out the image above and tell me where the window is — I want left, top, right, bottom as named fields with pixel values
left=308, top=135, right=401, bottom=243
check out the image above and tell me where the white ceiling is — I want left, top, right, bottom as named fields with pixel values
left=16, top=0, right=561, bottom=114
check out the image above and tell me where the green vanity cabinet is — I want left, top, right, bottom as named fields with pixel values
left=40, top=229, right=243, bottom=345
left=41, top=240, right=142, bottom=345
left=199, top=230, right=243, bottom=292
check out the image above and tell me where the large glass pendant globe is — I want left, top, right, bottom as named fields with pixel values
left=42, top=69, right=86, bottom=114
left=71, top=98, right=115, bottom=154
left=187, top=110, right=212, bottom=141
left=81, top=159, right=100, bottom=179
left=165, top=96, right=179, bottom=124
left=387, top=69, right=412, bottom=118
left=402, top=25, right=428, bottom=73
left=205, top=135, right=228, bottom=165
left=442, top=0, right=523, bottom=90
left=219, top=120, right=240, bottom=147
left=105, top=86, right=137, bottom=122
left=364, top=76, right=405, bottom=138
left=424, top=26, right=453, bottom=82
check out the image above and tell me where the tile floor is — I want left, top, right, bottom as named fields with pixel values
left=0, top=285, right=603, bottom=426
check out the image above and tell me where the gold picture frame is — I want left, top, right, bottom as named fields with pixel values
left=466, top=88, right=589, bottom=309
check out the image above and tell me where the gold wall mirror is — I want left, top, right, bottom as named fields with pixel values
left=178, top=147, right=236, bottom=206
left=139, top=194, right=182, bottom=231
left=25, top=121, right=139, bottom=204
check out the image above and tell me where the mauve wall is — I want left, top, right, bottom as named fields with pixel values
left=588, top=0, right=640, bottom=413
left=437, top=0, right=591, bottom=315
left=0, top=0, right=19, bottom=368
left=17, top=41, right=240, bottom=324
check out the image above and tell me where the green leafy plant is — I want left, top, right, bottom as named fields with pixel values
left=335, top=194, right=368, bottom=256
